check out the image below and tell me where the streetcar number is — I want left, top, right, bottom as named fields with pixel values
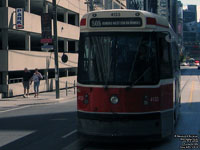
left=111, top=13, right=120, bottom=17
left=91, top=20, right=101, bottom=27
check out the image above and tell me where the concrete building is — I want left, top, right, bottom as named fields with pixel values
left=0, top=0, right=126, bottom=98
left=90, top=0, right=126, bottom=11
left=126, top=0, right=178, bottom=33
left=177, top=1, right=183, bottom=56
left=183, top=5, right=199, bottom=59
left=183, top=5, right=197, bottom=23
left=0, top=0, right=88, bottom=97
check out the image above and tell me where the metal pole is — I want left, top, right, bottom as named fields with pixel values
left=74, top=80, right=75, bottom=95
left=66, top=81, right=68, bottom=96
left=90, top=0, right=94, bottom=11
left=52, top=0, right=60, bottom=99
left=43, top=0, right=48, bottom=13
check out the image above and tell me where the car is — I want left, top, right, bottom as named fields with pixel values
left=180, top=62, right=188, bottom=66
left=195, top=61, right=200, bottom=66
left=189, top=62, right=195, bottom=66
left=198, top=65, right=200, bottom=70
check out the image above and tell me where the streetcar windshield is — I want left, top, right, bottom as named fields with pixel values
left=78, top=32, right=159, bottom=85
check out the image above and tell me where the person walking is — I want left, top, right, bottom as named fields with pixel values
left=22, top=68, right=32, bottom=98
left=31, top=68, right=43, bottom=98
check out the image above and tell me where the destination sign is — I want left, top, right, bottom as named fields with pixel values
left=90, top=18, right=142, bottom=27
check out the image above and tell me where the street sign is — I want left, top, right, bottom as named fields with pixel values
left=16, top=8, right=24, bottom=29
left=41, top=13, right=52, bottom=43
left=41, top=45, right=53, bottom=51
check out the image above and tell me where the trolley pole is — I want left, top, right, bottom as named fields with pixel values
left=52, top=0, right=60, bottom=99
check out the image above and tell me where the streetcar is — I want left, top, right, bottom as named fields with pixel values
left=77, top=9, right=181, bottom=141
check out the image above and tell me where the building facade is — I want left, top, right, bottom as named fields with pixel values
left=177, top=1, right=183, bottom=54
left=0, top=0, right=126, bottom=97
left=126, top=0, right=178, bottom=33
left=183, top=5, right=200, bottom=59
left=0, top=0, right=88, bottom=97
left=91, top=0, right=126, bottom=10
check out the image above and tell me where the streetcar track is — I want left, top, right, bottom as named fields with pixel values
left=197, top=75, right=200, bottom=83
left=180, top=66, right=199, bottom=93
left=181, top=78, right=190, bottom=94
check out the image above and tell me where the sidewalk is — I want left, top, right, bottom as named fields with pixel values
left=0, top=89, right=76, bottom=108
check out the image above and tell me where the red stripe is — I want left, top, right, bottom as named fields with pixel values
left=77, top=85, right=173, bottom=113
left=156, top=23, right=169, bottom=28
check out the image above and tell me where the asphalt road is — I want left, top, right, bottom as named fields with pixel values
left=0, top=66, right=200, bottom=150
left=0, top=101, right=78, bottom=150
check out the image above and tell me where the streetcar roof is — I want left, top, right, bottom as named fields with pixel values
left=80, top=9, right=171, bottom=32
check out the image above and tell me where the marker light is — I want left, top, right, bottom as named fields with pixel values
left=110, top=95, right=119, bottom=104
left=143, top=96, right=149, bottom=105
left=146, top=17, right=156, bottom=25
left=83, top=94, right=89, bottom=104
left=80, top=18, right=86, bottom=26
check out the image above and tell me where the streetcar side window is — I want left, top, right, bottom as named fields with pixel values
left=159, top=37, right=173, bottom=79
left=78, top=36, right=98, bottom=82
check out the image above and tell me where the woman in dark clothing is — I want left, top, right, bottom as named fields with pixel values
left=22, top=68, right=32, bottom=98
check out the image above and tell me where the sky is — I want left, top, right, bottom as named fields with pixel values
left=181, top=0, right=200, bottom=21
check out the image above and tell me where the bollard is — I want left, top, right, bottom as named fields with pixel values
left=74, top=80, right=76, bottom=95
left=66, top=81, right=68, bottom=96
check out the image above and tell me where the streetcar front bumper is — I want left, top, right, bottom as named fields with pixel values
left=77, top=110, right=174, bottom=141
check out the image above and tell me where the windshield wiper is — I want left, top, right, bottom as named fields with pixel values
left=92, top=37, right=112, bottom=89
left=127, top=64, right=152, bottom=88
left=128, top=41, right=142, bottom=83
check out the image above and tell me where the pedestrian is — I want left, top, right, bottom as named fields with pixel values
left=22, top=68, right=32, bottom=98
left=31, top=68, right=43, bottom=98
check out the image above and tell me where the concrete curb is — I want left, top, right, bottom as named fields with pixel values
left=0, top=93, right=76, bottom=108
left=16, top=96, right=76, bottom=107
left=17, top=101, right=59, bottom=107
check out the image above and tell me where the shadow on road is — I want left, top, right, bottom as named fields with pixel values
left=181, top=68, right=200, bottom=76
left=76, top=102, right=200, bottom=150
left=0, top=102, right=200, bottom=150
left=0, top=112, right=77, bottom=150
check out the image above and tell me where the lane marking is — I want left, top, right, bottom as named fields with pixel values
left=0, top=105, right=31, bottom=113
left=189, top=81, right=194, bottom=105
left=181, top=78, right=190, bottom=94
left=62, top=130, right=77, bottom=138
left=198, top=75, right=200, bottom=83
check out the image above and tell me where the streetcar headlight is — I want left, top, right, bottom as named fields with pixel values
left=110, top=96, right=119, bottom=104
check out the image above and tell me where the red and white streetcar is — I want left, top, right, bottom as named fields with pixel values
left=77, top=9, right=181, bottom=141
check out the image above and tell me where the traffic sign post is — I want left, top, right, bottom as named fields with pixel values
left=40, top=0, right=60, bottom=99
left=53, top=0, right=60, bottom=99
